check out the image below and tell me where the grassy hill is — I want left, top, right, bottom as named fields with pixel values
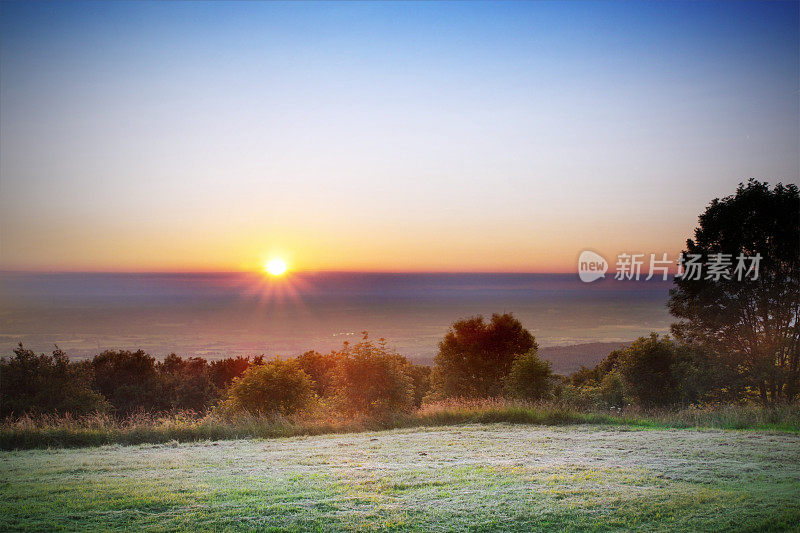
left=2, top=423, right=798, bottom=531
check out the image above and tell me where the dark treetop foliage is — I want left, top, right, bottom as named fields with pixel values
left=668, top=180, right=800, bottom=403
left=158, top=354, right=218, bottom=412
left=431, top=313, right=537, bottom=398
left=92, top=350, right=165, bottom=416
left=208, top=355, right=263, bottom=390
left=0, top=344, right=107, bottom=418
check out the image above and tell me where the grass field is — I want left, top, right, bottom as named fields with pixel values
left=2, top=423, right=799, bottom=531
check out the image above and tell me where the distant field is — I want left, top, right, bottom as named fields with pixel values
left=539, top=342, right=629, bottom=374
left=2, top=424, right=798, bottom=532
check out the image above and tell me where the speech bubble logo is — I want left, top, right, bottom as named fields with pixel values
left=578, top=250, right=608, bottom=283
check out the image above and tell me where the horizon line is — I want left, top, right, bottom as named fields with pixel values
left=0, top=268, right=582, bottom=275
left=0, top=269, right=680, bottom=281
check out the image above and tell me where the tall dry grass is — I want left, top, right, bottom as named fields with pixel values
left=2, top=400, right=798, bottom=450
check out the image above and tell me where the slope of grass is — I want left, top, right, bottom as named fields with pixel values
left=1, top=423, right=799, bottom=531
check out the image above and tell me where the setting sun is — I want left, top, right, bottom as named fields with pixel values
left=264, top=258, right=288, bottom=276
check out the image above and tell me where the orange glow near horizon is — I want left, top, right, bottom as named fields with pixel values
left=0, top=242, right=688, bottom=275
left=0, top=214, right=691, bottom=274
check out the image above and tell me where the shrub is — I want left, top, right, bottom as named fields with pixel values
left=504, top=349, right=554, bottom=401
left=295, top=350, right=340, bottom=398
left=225, top=359, right=315, bottom=416
left=599, top=372, right=625, bottom=407
left=617, top=334, right=679, bottom=407
left=569, top=336, right=736, bottom=408
left=399, top=359, right=432, bottom=408
left=332, top=336, right=414, bottom=416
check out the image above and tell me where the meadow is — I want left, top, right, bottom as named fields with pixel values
left=2, top=422, right=799, bottom=532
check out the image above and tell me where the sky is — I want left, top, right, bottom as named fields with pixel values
left=1, top=1, right=797, bottom=273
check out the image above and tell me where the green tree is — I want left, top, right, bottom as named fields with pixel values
left=225, top=359, right=315, bottom=416
left=504, top=349, right=554, bottom=401
left=431, top=313, right=537, bottom=398
left=668, top=180, right=800, bottom=403
left=331, top=335, right=414, bottom=416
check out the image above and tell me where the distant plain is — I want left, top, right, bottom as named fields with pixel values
left=0, top=272, right=667, bottom=370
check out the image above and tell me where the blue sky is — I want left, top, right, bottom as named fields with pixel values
left=1, top=1, right=797, bottom=271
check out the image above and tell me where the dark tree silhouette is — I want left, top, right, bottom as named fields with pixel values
left=92, top=350, right=165, bottom=415
left=157, top=354, right=218, bottom=412
left=0, top=344, right=107, bottom=417
left=431, top=313, right=537, bottom=398
left=668, top=180, right=800, bottom=403
left=208, top=355, right=263, bottom=390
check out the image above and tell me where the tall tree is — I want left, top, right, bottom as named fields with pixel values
left=431, top=313, right=536, bottom=398
left=668, top=180, right=799, bottom=403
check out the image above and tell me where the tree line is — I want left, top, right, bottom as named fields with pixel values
left=0, top=316, right=557, bottom=418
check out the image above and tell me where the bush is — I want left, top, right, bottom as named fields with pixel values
left=295, top=350, right=340, bottom=398
left=599, top=372, right=625, bottom=408
left=399, top=359, right=432, bottom=408
left=504, top=349, right=554, bottom=401
left=617, top=334, right=679, bottom=407
left=0, top=344, right=108, bottom=417
left=225, top=359, right=315, bottom=416
left=569, top=335, right=736, bottom=408
left=570, top=349, right=623, bottom=387
left=331, top=337, right=415, bottom=416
